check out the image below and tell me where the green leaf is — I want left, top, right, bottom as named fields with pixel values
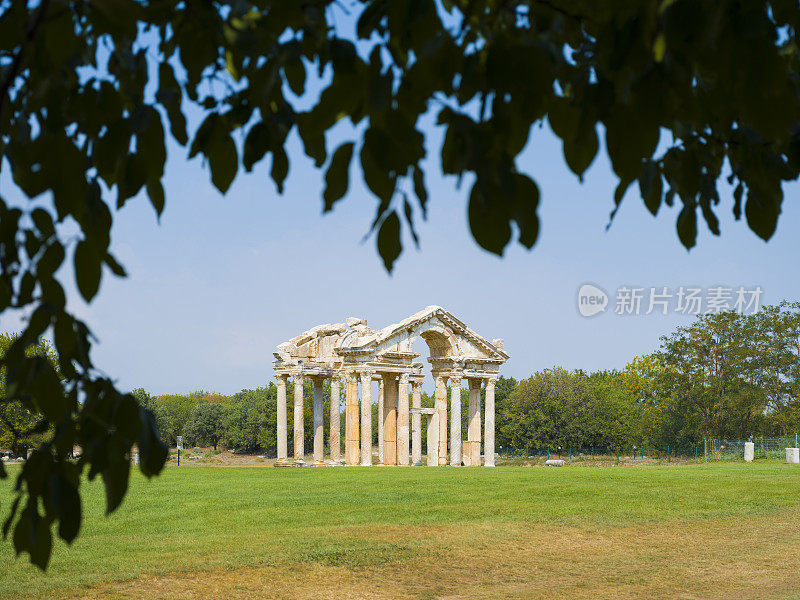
left=639, top=161, right=663, bottom=216
left=74, top=240, right=101, bottom=302
left=38, top=242, right=65, bottom=277
left=511, top=174, right=540, bottom=249
left=283, top=54, right=306, bottom=96
left=677, top=203, right=697, bottom=250
left=48, top=474, right=81, bottom=544
left=137, top=406, right=168, bottom=478
left=104, top=252, right=127, bottom=277
left=468, top=182, right=512, bottom=256
left=323, top=142, right=354, bottom=212
left=376, top=211, right=402, bottom=272
left=208, top=132, right=238, bottom=194
left=271, top=147, right=289, bottom=193
left=412, top=166, right=428, bottom=216
left=744, top=190, right=781, bottom=241
left=243, top=122, right=270, bottom=172
left=101, top=457, right=130, bottom=515
left=563, top=124, right=599, bottom=181
left=146, top=179, right=165, bottom=218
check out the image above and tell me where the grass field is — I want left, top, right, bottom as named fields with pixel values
left=2, top=461, right=800, bottom=599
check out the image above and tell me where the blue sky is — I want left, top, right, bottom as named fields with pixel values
left=4, top=113, right=800, bottom=395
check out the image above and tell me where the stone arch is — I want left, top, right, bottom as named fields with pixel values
left=417, top=325, right=456, bottom=359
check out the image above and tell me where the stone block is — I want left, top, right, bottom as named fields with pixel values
left=786, top=447, right=799, bottom=464
left=545, top=459, right=565, bottom=467
left=744, top=442, right=754, bottom=462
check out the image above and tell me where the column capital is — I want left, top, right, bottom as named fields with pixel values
left=346, top=370, right=359, bottom=383
left=449, top=373, right=462, bottom=385
left=293, top=372, right=304, bottom=383
left=399, top=372, right=410, bottom=384
left=359, top=370, right=375, bottom=383
left=276, top=373, right=288, bottom=383
left=485, top=376, right=498, bottom=388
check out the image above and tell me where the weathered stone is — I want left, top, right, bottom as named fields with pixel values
left=360, top=372, right=373, bottom=466
left=276, top=375, right=288, bottom=460
left=467, top=378, right=482, bottom=467
left=345, top=372, right=360, bottom=466
left=313, top=377, right=324, bottom=465
left=273, top=306, right=508, bottom=467
left=484, top=378, right=496, bottom=467
left=378, top=377, right=385, bottom=464
left=787, top=447, right=799, bottom=464
left=383, top=374, right=398, bottom=466
left=411, top=379, right=423, bottom=465
left=450, top=375, right=462, bottom=466
left=330, top=377, right=341, bottom=463
left=545, top=459, right=565, bottom=467
left=397, top=373, right=410, bottom=466
left=293, top=375, right=304, bottom=464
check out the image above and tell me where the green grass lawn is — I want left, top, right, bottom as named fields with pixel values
left=2, top=461, right=800, bottom=599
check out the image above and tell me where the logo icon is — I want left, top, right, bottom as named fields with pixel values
left=577, top=284, right=608, bottom=317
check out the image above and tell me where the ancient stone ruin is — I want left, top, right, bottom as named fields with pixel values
left=273, top=306, right=508, bottom=466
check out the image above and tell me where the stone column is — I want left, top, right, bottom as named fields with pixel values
left=467, top=378, right=482, bottom=466
left=330, top=377, right=341, bottom=463
left=411, top=380, right=422, bottom=465
left=313, top=377, right=324, bottom=465
left=397, top=373, right=410, bottom=466
left=434, top=374, right=447, bottom=465
left=484, top=377, right=496, bottom=467
left=276, top=375, right=288, bottom=460
left=345, top=372, right=360, bottom=466
left=377, top=377, right=385, bottom=464
left=427, top=412, right=439, bottom=466
left=293, top=374, right=305, bottom=463
left=360, top=371, right=373, bottom=466
left=450, top=374, right=462, bottom=466
left=383, top=374, right=397, bottom=465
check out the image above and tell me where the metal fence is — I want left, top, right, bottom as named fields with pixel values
left=496, top=435, right=800, bottom=463
left=704, top=436, right=799, bottom=460
left=496, top=445, right=701, bottom=462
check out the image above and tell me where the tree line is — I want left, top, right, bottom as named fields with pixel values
left=3, top=303, right=799, bottom=458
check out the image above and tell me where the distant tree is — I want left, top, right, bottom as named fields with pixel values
left=130, top=389, right=174, bottom=446
left=184, top=403, right=229, bottom=451
left=152, top=394, right=208, bottom=446
left=0, top=334, right=59, bottom=457
left=224, top=386, right=277, bottom=454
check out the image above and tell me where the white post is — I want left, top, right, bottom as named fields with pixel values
left=411, top=380, right=422, bottom=465
left=484, top=377, right=496, bottom=467
left=276, top=375, right=288, bottom=460
left=293, top=374, right=304, bottom=463
left=360, top=372, right=373, bottom=466
left=744, top=441, right=754, bottom=463
left=313, top=377, right=324, bottom=465
left=397, top=373, right=410, bottom=466
left=330, top=377, right=341, bottom=463
left=450, top=375, right=462, bottom=466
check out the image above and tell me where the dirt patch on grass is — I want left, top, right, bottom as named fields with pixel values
left=61, top=508, right=800, bottom=600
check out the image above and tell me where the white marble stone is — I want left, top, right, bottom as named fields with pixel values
left=786, top=447, right=799, bottom=464
left=272, top=306, right=508, bottom=467
left=744, top=441, right=754, bottom=462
